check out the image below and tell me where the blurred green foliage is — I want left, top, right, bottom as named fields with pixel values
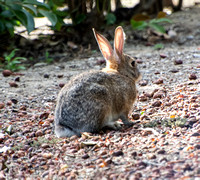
left=2, top=49, right=26, bottom=71
left=0, top=0, right=68, bottom=35
left=0, top=0, right=117, bottom=36
left=131, top=18, right=172, bottom=34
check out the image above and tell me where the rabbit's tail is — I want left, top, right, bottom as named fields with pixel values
left=55, top=123, right=80, bottom=138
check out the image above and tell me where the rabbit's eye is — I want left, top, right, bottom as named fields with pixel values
left=131, top=61, right=135, bottom=67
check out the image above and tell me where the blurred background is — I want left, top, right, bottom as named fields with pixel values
left=0, top=0, right=200, bottom=70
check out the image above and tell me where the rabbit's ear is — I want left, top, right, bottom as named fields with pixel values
left=114, top=26, right=125, bottom=57
left=93, top=28, right=113, bottom=61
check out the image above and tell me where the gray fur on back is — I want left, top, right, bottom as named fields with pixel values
left=54, top=70, right=136, bottom=137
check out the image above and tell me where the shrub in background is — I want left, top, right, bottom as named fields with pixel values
left=0, top=0, right=67, bottom=36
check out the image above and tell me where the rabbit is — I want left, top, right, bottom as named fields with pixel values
left=54, top=26, right=141, bottom=137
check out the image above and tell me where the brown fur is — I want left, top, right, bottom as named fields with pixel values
left=54, top=26, right=141, bottom=137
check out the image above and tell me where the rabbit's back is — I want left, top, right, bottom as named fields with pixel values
left=55, top=70, right=136, bottom=137
left=55, top=26, right=140, bottom=137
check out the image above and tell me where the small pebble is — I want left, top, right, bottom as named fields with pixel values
left=59, top=83, right=65, bottom=88
left=35, top=130, right=44, bottom=137
left=137, top=161, right=147, bottom=167
left=9, top=82, right=18, bottom=88
left=144, top=92, right=152, bottom=98
left=129, top=172, right=142, bottom=179
left=82, top=154, right=89, bottom=159
left=0, top=102, right=5, bottom=109
left=42, top=171, right=49, bottom=178
left=174, top=60, right=183, bottom=65
left=28, top=132, right=35, bottom=138
left=170, top=69, right=179, bottom=73
left=142, top=130, right=152, bottom=136
left=15, top=77, right=20, bottom=82
left=7, top=101, right=12, bottom=106
left=11, top=99, right=18, bottom=104
left=20, top=105, right=27, bottom=111
left=153, top=91, right=165, bottom=99
left=41, top=143, right=50, bottom=148
left=112, top=150, right=124, bottom=157
left=153, top=78, right=163, bottom=84
left=154, top=71, right=160, bottom=74
left=57, top=74, right=64, bottom=78
left=140, top=115, right=150, bottom=120
left=160, top=54, right=167, bottom=58
left=165, top=102, right=172, bottom=106
left=157, top=149, right=166, bottom=154
left=151, top=89, right=159, bottom=96
left=139, top=80, right=148, bottom=86
left=194, top=144, right=200, bottom=149
left=43, top=153, right=53, bottom=159
left=132, top=151, right=137, bottom=157
left=44, top=74, right=50, bottom=78
left=193, top=54, right=200, bottom=58
left=159, top=157, right=168, bottom=163
left=139, top=94, right=148, bottom=101
left=105, top=158, right=112, bottom=165
left=168, top=29, right=177, bottom=38
left=40, top=112, right=50, bottom=119
left=136, top=59, right=143, bottom=64
left=148, top=154, right=157, bottom=159
left=152, top=100, right=162, bottom=107
left=132, top=113, right=140, bottom=120
left=96, top=59, right=106, bottom=65
left=2, top=70, right=12, bottom=77
left=191, top=132, right=200, bottom=137
left=183, top=164, right=193, bottom=171
left=189, top=73, right=197, bottom=80
left=187, top=35, right=194, bottom=40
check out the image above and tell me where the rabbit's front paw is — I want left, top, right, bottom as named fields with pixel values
left=113, top=121, right=123, bottom=130
left=123, top=121, right=135, bottom=127
left=105, top=121, right=123, bottom=130
left=120, top=115, right=135, bottom=127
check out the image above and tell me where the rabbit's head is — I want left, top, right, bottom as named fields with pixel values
left=93, top=26, right=141, bottom=82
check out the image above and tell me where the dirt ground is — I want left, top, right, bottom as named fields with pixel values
left=0, top=6, right=200, bottom=180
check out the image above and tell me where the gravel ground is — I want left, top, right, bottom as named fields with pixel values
left=0, top=6, right=200, bottom=180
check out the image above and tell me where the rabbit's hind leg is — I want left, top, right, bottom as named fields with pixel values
left=55, top=124, right=81, bottom=138
left=102, top=114, right=123, bottom=130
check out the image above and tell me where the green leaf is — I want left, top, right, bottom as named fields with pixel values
left=23, top=0, right=50, bottom=9
left=23, top=4, right=37, bottom=15
left=5, top=21, right=15, bottom=36
left=17, top=65, right=26, bottom=70
left=14, top=9, right=34, bottom=33
left=54, top=10, right=69, bottom=18
left=22, top=9, right=34, bottom=33
left=4, top=49, right=18, bottom=61
left=14, top=57, right=27, bottom=61
left=140, top=111, right=145, bottom=115
left=131, top=19, right=148, bottom=30
left=6, top=3, right=22, bottom=11
left=11, top=60, right=21, bottom=64
left=50, top=0, right=65, bottom=6
left=154, top=43, right=164, bottom=50
left=5, top=0, right=22, bottom=4
left=105, top=13, right=116, bottom=25
left=1, top=10, right=14, bottom=18
left=38, top=9, right=57, bottom=26
left=150, top=18, right=172, bottom=24
left=0, top=21, right=5, bottom=33
left=13, top=10, right=27, bottom=27
left=149, top=23, right=165, bottom=33
left=74, top=14, right=86, bottom=25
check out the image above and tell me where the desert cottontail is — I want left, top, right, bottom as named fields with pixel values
left=55, top=26, right=141, bottom=137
